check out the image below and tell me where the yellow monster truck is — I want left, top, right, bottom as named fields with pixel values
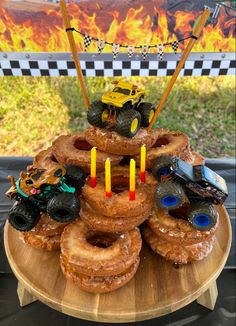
left=87, top=81, right=156, bottom=138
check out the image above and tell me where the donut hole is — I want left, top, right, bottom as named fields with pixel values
left=87, top=232, right=119, bottom=248
left=74, top=139, right=92, bottom=151
left=50, top=154, right=59, bottom=163
left=119, top=156, right=132, bottom=166
left=111, top=176, right=129, bottom=193
left=153, top=136, right=170, bottom=148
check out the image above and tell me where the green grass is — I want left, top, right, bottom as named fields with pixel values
left=0, top=76, right=235, bottom=157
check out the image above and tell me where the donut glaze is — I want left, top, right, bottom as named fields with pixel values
left=60, top=255, right=140, bottom=293
left=85, top=126, right=156, bottom=155
left=52, top=132, right=122, bottom=173
left=147, top=207, right=218, bottom=245
left=60, top=220, right=142, bottom=276
left=143, top=226, right=215, bottom=265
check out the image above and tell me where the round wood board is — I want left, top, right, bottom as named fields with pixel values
left=4, top=205, right=232, bottom=323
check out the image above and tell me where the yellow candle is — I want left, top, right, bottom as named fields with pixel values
left=105, top=158, right=111, bottom=197
left=90, top=147, right=96, bottom=188
left=140, top=144, right=146, bottom=182
left=129, top=159, right=136, bottom=200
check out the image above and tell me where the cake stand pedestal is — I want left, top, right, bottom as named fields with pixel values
left=4, top=205, right=231, bottom=323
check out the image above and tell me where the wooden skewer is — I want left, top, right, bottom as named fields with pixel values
left=148, top=8, right=211, bottom=131
left=60, top=0, right=90, bottom=109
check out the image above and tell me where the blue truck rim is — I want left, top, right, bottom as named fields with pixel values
left=158, top=167, right=170, bottom=177
left=193, top=214, right=211, bottom=227
left=161, top=195, right=179, bottom=207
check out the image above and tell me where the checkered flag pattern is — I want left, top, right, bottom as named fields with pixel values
left=0, top=54, right=235, bottom=77
left=141, top=45, right=149, bottom=61
left=157, top=44, right=165, bottom=60
left=171, top=41, right=179, bottom=54
left=128, top=46, right=135, bottom=58
left=84, top=35, right=93, bottom=50
left=97, top=39, right=106, bottom=54
left=112, top=44, right=120, bottom=59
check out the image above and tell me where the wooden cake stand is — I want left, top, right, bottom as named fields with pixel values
left=4, top=205, right=232, bottom=323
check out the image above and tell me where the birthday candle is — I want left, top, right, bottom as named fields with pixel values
left=129, top=159, right=136, bottom=200
left=90, top=147, right=96, bottom=188
left=105, top=158, right=112, bottom=197
left=140, top=144, right=146, bottom=182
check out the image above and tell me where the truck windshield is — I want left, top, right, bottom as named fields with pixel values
left=113, top=87, right=130, bottom=95
left=202, top=166, right=228, bottom=194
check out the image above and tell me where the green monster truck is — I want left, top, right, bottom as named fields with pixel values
left=6, top=164, right=86, bottom=231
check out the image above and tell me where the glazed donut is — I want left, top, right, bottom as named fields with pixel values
left=60, top=219, right=142, bottom=276
left=191, top=151, right=205, bottom=166
left=143, top=226, right=214, bottom=264
left=134, top=128, right=191, bottom=169
left=80, top=202, right=150, bottom=232
left=33, top=147, right=59, bottom=170
left=29, top=212, right=69, bottom=237
left=60, top=255, right=139, bottom=293
left=147, top=207, right=218, bottom=245
left=82, top=166, right=154, bottom=218
left=52, top=132, right=122, bottom=173
left=85, top=126, right=156, bottom=155
left=19, top=232, right=61, bottom=251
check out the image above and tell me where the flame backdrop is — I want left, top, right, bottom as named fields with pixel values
left=0, top=0, right=235, bottom=53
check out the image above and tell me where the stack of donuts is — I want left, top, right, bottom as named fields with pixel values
left=20, top=126, right=210, bottom=293
left=142, top=207, right=218, bottom=265
left=19, top=213, right=69, bottom=251
left=81, top=166, right=154, bottom=232
left=60, top=220, right=142, bottom=293
left=32, top=127, right=204, bottom=173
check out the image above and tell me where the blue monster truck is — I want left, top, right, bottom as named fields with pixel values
left=151, top=155, right=228, bottom=231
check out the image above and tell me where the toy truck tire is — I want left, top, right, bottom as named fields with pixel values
left=187, top=204, right=218, bottom=231
left=47, top=193, right=80, bottom=222
left=8, top=202, right=40, bottom=231
left=87, top=101, right=108, bottom=128
left=151, top=155, right=174, bottom=181
left=155, top=181, right=186, bottom=210
left=137, top=102, right=155, bottom=127
left=116, top=109, right=141, bottom=138
left=65, top=164, right=87, bottom=189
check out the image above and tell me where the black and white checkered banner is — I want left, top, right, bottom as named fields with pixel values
left=0, top=52, right=235, bottom=77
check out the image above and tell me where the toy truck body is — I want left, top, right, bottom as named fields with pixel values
left=152, top=155, right=228, bottom=230
left=6, top=165, right=86, bottom=231
left=101, top=81, right=145, bottom=109
left=87, top=81, right=155, bottom=138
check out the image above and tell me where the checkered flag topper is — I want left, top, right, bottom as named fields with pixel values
left=84, top=34, right=93, bottom=50
left=112, top=43, right=120, bottom=59
left=157, top=44, right=165, bottom=61
left=171, top=41, right=179, bottom=54
left=97, top=39, right=106, bottom=54
left=141, top=45, right=149, bottom=61
left=128, top=45, right=135, bottom=58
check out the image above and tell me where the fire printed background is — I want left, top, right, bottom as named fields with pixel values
left=0, top=0, right=235, bottom=53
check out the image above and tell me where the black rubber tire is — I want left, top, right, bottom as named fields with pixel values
left=8, top=202, right=40, bottom=231
left=137, top=102, right=155, bottom=127
left=187, top=203, right=218, bottom=231
left=65, top=164, right=87, bottom=189
left=151, top=155, right=175, bottom=181
left=155, top=181, right=186, bottom=210
left=47, top=193, right=80, bottom=222
left=124, top=101, right=132, bottom=110
left=87, top=100, right=108, bottom=128
left=115, top=109, right=141, bottom=138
